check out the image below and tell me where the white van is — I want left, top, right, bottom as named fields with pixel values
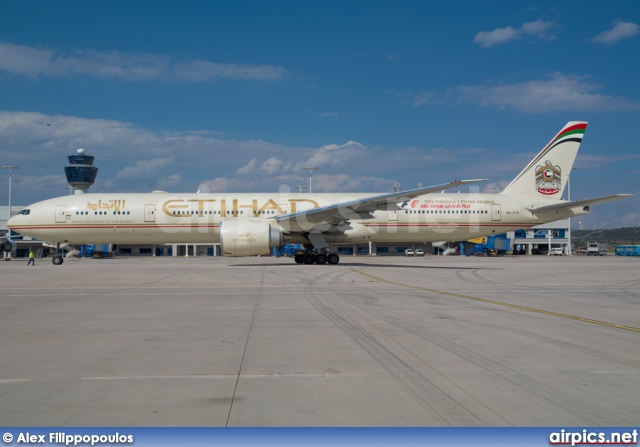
left=549, top=247, right=565, bottom=256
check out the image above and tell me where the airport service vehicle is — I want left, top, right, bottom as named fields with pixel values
left=405, top=249, right=415, bottom=256
left=414, top=249, right=425, bottom=256
left=549, top=247, right=565, bottom=256
left=615, top=245, right=640, bottom=256
left=464, top=235, right=510, bottom=256
left=586, top=242, right=608, bottom=256
left=3, top=122, right=632, bottom=266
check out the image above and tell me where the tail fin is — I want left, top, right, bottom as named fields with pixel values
left=502, top=121, right=587, bottom=199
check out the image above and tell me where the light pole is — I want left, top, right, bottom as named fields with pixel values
left=567, top=167, right=577, bottom=255
left=302, top=166, right=318, bottom=193
left=3, top=166, right=20, bottom=218
left=295, top=186, right=308, bottom=193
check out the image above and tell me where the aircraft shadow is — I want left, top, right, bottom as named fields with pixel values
left=229, top=262, right=494, bottom=271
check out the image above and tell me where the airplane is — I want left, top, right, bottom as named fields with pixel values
left=2, top=121, right=632, bottom=265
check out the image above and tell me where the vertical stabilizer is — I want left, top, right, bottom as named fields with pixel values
left=502, top=121, right=587, bottom=199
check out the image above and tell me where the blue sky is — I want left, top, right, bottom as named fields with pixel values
left=0, top=0, right=639, bottom=228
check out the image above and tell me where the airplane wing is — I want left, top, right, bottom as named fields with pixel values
left=526, top=194, right=633, bottom=213
left=275, top=179, right=487, bottom=230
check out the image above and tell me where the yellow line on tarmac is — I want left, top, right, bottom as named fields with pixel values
left=351, top=269, right=640, bottom=334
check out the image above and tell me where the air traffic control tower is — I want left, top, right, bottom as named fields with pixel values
left=64, top=148, right=98, bottom=194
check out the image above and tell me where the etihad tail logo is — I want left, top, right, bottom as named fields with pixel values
left=535, top=160, right=561, bottom=195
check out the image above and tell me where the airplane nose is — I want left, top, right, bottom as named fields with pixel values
left=7, top=212, right=25, bottom=229
left=7, top=215, right=18, bottom=229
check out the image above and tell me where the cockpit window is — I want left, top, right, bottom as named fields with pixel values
left=18, top=209, right=30, bottom=215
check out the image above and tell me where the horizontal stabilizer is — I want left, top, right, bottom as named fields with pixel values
left=526, top=194, right=633, bottom=213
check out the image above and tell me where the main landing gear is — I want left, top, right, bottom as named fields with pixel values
left=52, top=243, right=64, bottom=265
left=293, top=236, right=339, bottom=265
left=294, top=251, right=340, bottom=265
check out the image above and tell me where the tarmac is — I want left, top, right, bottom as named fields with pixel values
left=0, top=254, right=639, bottom=426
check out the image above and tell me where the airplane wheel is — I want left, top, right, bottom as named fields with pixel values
left=327, top=253, right=340, bottom=265
left=303, top=253, right=316, bottom=264
left=52, top=256, right=64, bottom=266
left=294, top=254, right=304, bottom=264
left=315, top=253, right=328, bottom=264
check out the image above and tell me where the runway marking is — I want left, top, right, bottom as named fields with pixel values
left=2, top=284, right=637, bottom=291
left=352, top=269, right=640, bottom=334
left=0, top=373, right=368, bottom=384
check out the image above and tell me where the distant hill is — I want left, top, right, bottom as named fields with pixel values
left=571, top=227, right=640, bottom=248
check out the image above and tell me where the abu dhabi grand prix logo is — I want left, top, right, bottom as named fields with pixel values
left=535, top=160, right=561, bottom=195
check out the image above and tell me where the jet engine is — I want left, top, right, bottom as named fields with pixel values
left=0, top=239, right=14, bottom=253
left=220, top=219, right=284, bottom=257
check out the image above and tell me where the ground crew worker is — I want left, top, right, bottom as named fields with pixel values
left=27, top=250, right=35, bottom=266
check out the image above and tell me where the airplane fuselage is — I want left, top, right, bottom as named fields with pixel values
left=7, top=191, right=586, bottom=246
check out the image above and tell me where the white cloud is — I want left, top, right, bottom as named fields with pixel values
left=233, top=143, right=370, bottom=179
left=0, top=42, right=55, bottom=74
left=311, top=174, right=393, bottom=192
left=157, top=174, right=182, bottom=189
left=593, top=20, right=639, bottom=44
left=414, top=73, right=640, bottom=113
left=113, top=157, right=175, bottom=181
left=236, top=158, right=258, bottom=175
left=261, top=157, right=284, bottom=174
left=171, top=59, right=289, bottom=81
left=200, top=177, right=238, bottom=192
left=0, top=41, right=289, bottom=82
left=298, top=141, right=366, bottom=169
left=474, top=26, right=520, bottom=47
left=474, top=20, right=555, bottom=47
left=572, top=153, right=640, bottom=169
left=12, top=174, right=69, bottom=204
left=413, top=91, right=439, bottom=107
left=98, top=157, right=177, bottom=192
left=520, top=20, right=555, bottom=38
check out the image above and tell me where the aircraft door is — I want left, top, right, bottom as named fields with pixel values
left=491, top=204, right=501, bottom=221
left=55, top=205, right=67, bottom=223
left=144, top=204, right=156, bottom=222
left=388, top=210, right=398, bottom=222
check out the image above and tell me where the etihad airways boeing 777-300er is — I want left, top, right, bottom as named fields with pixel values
left=2, top=121, right=632, bottom=265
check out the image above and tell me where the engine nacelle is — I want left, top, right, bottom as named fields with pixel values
left=0, top=239, right=14, bottom=253
left=220, top=219, right=284, bottom=257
